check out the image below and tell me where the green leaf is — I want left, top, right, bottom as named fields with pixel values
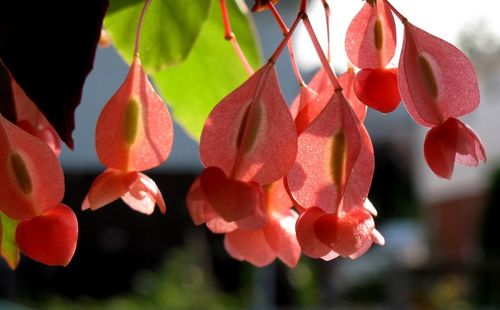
left=153, top=0, right=263, bottom=140
left=0, top=212, right=20, bottom=269
left=104, top=0, right=212, bottom=73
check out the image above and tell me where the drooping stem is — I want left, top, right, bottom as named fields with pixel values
left=302, top=14, right=341, bottom=90
left=267, top=2, right=305, bottom=86
left=383, top=0, right=407, bottom=23
left=268, top=12, right=303, bottom=64
left=134, top=0, right=152, bottom=56
left=220, top=0, right=254, bottom=75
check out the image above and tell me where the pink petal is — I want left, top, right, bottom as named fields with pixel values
left=95, top=56, right=173, bottom=172
left=121, top=172, right=166, bottom=215
left=83, top=169, right=138, bottom=211
left=314, top=208, right=375, bottom=257
left=455, top=120, right=486, bottom=167
left=186, top=177, right=216, bottom=225
left=295, top=207, right=338, bottom=259
left=263, top=209, right=301, bottom=267
left=354, top=68, right=401, bottom=113
left=206, top=217, right=238, bottom=234
left=424, top=118, right=485, bottom=179
left=0, top=115, right=64, bottom=220
left=345, top=0, right=396, bottom=68
left=200, top=64, right=297, bottom=184
left=11, top=78, right=62, bottom=156
left=287, top=92, right=363, bottom=213
left=200, top=166, right=265, bottom=223
left=265, top=178, right=294, bottom=215
left=224, top=228, right=276, bottom=267
left=16, top=204, right=78, bottom=266
left=398, top=22, right=480, bottom=127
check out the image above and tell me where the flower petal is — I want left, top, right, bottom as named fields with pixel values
left=0, top=115, right=64, bottom=220
left=345, top=0, right=396, bottom=68
left=96, top=56, right=173, bottom=171
left=224, top=229, right=276, bottom=267
left=398, top=22, right=480, bottom=126
left=263, top=209, right=301, bottom=267
left=16, top=204, right=78, bottom=266
left=295, top=207, right=338, bottom=259
left=200, top=64, right=297, bottom=184
left=121, top=172, right=166, bottom=215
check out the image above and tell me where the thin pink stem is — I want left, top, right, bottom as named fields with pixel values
left=268, top=12, right=303, bottom=64
left=134, top=0, right=152, bottom=56
left=302, top=14, right=341, bottom=90
left=267, top=2, right=305, bottom=85
left=220, top=0, right=254, bottom=75
left=321, top=0, right=331, bottom=61
left=383, top=0, right=407, bottom=23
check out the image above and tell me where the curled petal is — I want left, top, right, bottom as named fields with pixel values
left=200, top=64, right=297, bottom=184
left=296, top=207, right=338, bottom=260
left=122, top=172, right=166, bottom=215
left=398, top=22, right=480, bottom=126
left=345, top=0, right=396, bottom=68
left=424, top=118, right=486, bottom=179
left=96, top=56, right=173, bottom=171
left=16, top=204, right=78, bottom=266
left=0, top=115, right=64, bottom=220
left=83, top=169, right=138, bottom=211
left=224, top=229, right=276, bottom=267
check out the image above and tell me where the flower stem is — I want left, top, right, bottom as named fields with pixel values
left=220, top=0, right=254, bottom=75
left=266, top=2, right=305, bottom=86
left=134, top=0, right=152, bottom=57
left=302, top=14, right=341, bottom=90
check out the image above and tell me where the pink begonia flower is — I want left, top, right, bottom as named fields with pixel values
left=83, top=55, right=173, bottom=213
left=398, top=21, right=485, bottom=178
left=287, top=89, right=382, bottom=259
left=0, top=114, right=78, bottom=266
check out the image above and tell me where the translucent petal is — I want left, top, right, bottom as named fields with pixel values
left=263, top=209, right=301, bottom=267
left=200, top=64, right=297, bottom=184
left=0, top=115, right=64, bottom=220
left=287, top=92, right=364, bottom=213
left=83, top=169, right=138, bottom=211
left=345, top=1, right=396, bottom=68
left=96, top=56, right=173, bottom=171
left=398, top=22, right=480, bottom=127
left=121, top=173, right=166, bottom=215
left=424, top=118, right=485, bottom=179
left=224, top=229, right=276, bottom=267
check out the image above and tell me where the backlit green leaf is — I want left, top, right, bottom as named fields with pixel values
left=105, top=0, right=212, bottom=73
